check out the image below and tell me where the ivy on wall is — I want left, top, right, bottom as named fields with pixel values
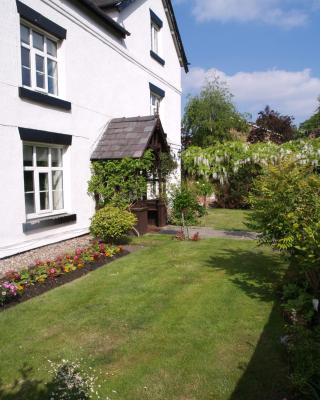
left=88, top=150, right=177, bottom=209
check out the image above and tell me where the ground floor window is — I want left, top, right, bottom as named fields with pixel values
left=23, top=144, right=64, bottom=218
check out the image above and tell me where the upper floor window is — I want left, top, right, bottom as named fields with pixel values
left=23, top=144, right=64, bottom=218
left=150, top=10, right=163, bottom=60
left=151, top=22, right=159, bottom=54
left=20, top=23, right=59, bottom=96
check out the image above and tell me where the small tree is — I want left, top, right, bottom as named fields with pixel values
left=183, top=76, right=248, bottom=147
left=171, top=185, right=204, bottom=239
left=248, top=106, right=296, bottom=144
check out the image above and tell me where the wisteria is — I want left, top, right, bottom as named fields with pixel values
left=182, top=138, right=320, bottom=183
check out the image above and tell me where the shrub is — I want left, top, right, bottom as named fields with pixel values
left=248, top=160, right=320, bottom=293
left=90, top=206, right=137, bottom=243
left=282, top=283, right=315, bottom=326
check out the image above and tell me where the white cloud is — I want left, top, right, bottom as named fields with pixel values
left=182, top=67, right=320, bottom=122
left=176, top=0, right=319, bottom=28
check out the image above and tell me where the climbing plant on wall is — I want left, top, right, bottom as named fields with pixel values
left=88, top=150, right=155, bottom=209
left=88, top=149, right=177, bottom=209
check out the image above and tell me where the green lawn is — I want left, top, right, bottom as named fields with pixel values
left=198, top=208, right=253, bottom=231
left=0, top=235, right=289, bottom=400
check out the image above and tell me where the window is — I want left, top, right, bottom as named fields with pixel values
left=150, top=92, right=161, bottom=115
left=23, top=144, right=64, bottom=218
left=151, top=22, right=159, bottom=54
left=20, top=23, right=59, bottom=96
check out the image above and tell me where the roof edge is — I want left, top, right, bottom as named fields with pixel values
left=77, top=0, right=130, bottom=38
left=162, top=0, right=189, bottom=73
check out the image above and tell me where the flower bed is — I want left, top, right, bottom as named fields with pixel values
left=0, top=241, right=126, bottom=311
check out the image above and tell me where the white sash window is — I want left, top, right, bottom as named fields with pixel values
left=20, top=23, right=59, bottom=96
left=23, top=144, right=64, bottom=218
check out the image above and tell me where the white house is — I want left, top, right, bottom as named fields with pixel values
left=0, top=0, right=188, bottom=258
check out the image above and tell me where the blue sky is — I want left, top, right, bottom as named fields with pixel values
left=173, top=0, right=320, bottom=124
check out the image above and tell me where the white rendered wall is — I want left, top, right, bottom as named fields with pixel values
left=0, top=0, right=182, bottom=258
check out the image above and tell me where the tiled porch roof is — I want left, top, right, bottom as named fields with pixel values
left=91, top=115, right=164, bottom=160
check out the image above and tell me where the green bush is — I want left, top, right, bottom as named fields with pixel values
left=214, top=163, right=261, bottom=208
left=90, top=206, right=137, bottom=243
left=248, top=160, right=320, bottom=293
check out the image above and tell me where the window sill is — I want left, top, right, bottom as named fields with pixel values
left=23, top=213, right=77, bottom=233
left=150, top=50, right=165, bottom=66
left=19, top=87, right=72, bottom=111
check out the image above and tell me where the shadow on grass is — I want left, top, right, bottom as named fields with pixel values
left=206, top=248, right=290, bottom=399
left=206, top=248, right=284, bottom=302
left=229, top=305, right=290, bottom=400
left=0, top=363, right=91, bottom=400
left=0, top=364, right=49, bottom=400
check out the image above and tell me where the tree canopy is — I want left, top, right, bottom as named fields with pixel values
left=182, top=76, right=248, bottom=148
left=248, top=106, right=296, bottom=144
left=300, top=98, right=320, bottom=136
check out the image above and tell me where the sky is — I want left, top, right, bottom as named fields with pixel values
left=173, top=0, right=320, bottom=124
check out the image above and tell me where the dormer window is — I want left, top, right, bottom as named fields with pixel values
left=150, top=10, right=165, bottom=66
left=20, top=23, right=59, bottom=96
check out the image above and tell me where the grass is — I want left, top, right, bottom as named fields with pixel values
left=198, top=208, right=253, bottom=231
left=0, top=235, right=289, bottom=399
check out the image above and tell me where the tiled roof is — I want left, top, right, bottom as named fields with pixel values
left=91, top=116, right=161, bottom=160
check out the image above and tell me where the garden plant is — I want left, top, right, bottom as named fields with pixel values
left=248, top=160, right=320, bottom=398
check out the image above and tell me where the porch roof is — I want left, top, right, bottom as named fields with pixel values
left=91, top=115, right=168, bottom=160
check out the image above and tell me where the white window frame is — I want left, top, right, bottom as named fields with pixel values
left=150, top=92, right=161, bottom=115
left=23, top=143, right=65, bottom=220
left=20, top=20, right=59, bottom=97
left=151, top=22, right=160, bottom=54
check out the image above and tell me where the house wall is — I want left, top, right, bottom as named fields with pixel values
left=0, top=0, right=182, bottom=258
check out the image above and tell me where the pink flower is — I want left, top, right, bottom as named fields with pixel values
left=49, top=268, right=57, bottom=275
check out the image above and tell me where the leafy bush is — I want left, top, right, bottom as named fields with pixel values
left=282, top=283, right=315, bottom=325
left=214, top=163, right=261, bottom=208
left=90, top=206, right=137, bottom=243
left=248, top=161, right=320, bottom=293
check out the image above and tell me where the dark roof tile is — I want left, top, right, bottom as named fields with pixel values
left=91, top=115, right=159, bottom=160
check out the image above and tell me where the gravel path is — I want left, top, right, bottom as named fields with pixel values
left=0, top=235, right=93, bottom=276
left=160, top=225, right=258, bottom=240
